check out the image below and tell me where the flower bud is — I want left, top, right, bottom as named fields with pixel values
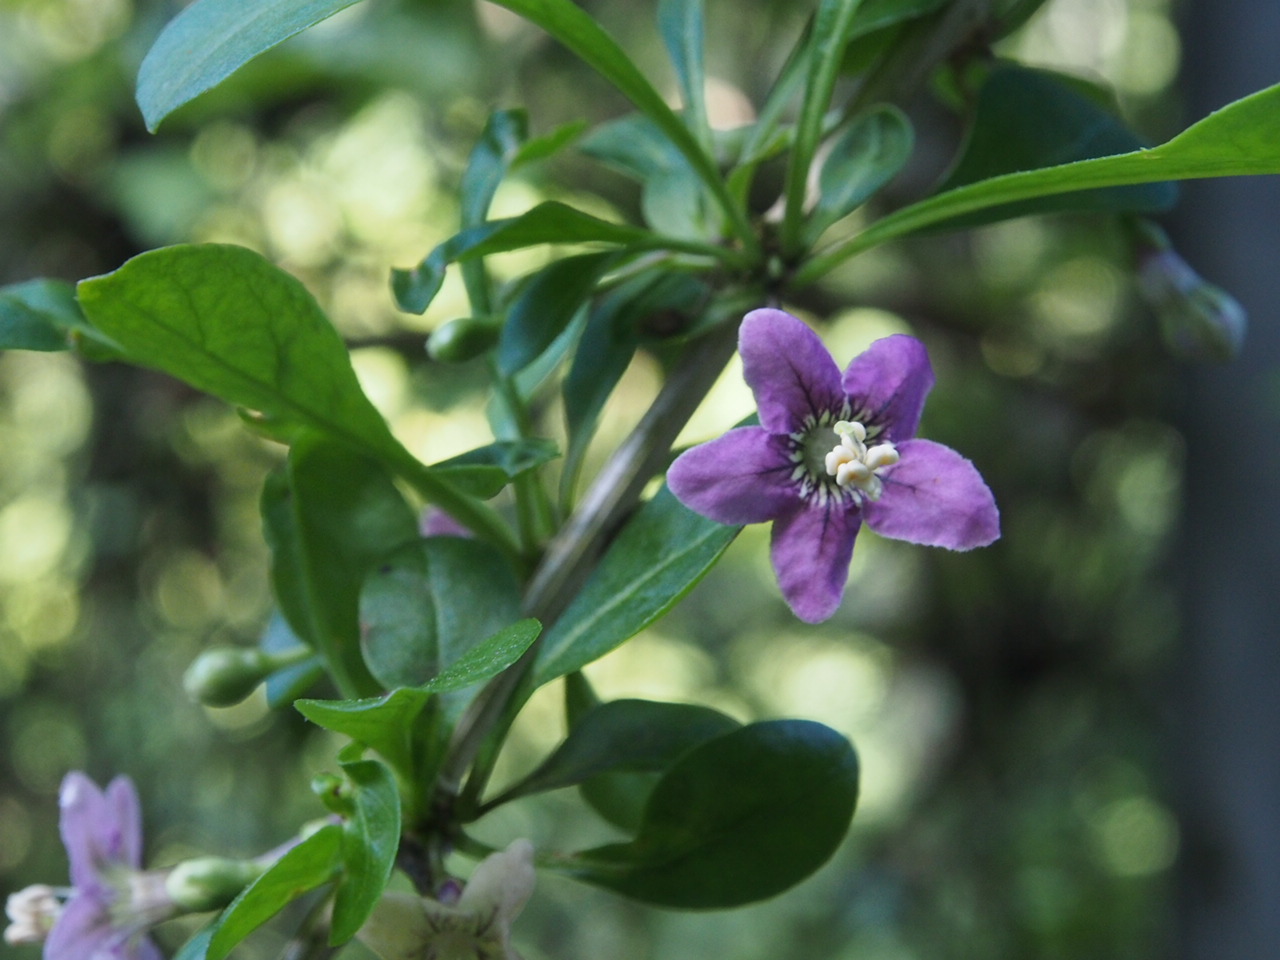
left=164, top=857, right=262, bottom=912
left=1132, top=220, right=1247, bottom=362
left=427, top=315, right=503, bottom=363
left=183, top=647, right=274, bottom=707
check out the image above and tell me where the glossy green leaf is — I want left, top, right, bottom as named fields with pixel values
left=564, top=720, right=859, bottom=908
left=493, top=698, right=739, bottom=805
left=77, top=244, right=405, bottom=463
left=933, top=64, right=1177, bottom=226
left=207, top=824, right=343, bottom=960
left=426, top=439, right=561, bottom=499
left=296, top=688, right=433, bottom=779
left=801, top=81, right=1280, bottom=280
left=261, top=436, right=419, bottom=697
left=497, top=252, right=617, bottom=376
left=261, top=612, right=323, bottom=708
left=358, top=538, right=521, bottom=715
left=658, top=0, right=710, bottom=147
left=331, top=759, right=401, bottom=944
left=418, top=619, right=541, bottom=694
left=534, top=487, right=740, bottom=683
left=392, top=203, right=648, bottom=314
left=807, top=104, right=913, bottom=241
left=136, top=0, right=366, bottom=131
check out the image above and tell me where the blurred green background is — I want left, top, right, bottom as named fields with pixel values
left=0, top=0, right=1267, bottom=958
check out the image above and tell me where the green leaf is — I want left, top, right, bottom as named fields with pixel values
left=392, top=203, right=649, bottom=314
left=807, top=104, right=914, bottom=241
left=173, top=925, right=214, bottom=960
left=512, top=119, right=588, bottom=167
left=498, top=252, right=616, bottom=376
left=262, top=436, right=420, bottom=697
left=658, top=0, right=710, bottom=148
left=534, top=486, right=740, bottom=684
left=493, top=698, right=739, bottom=805
left=561, top=272, right=707, bottom=502
left=459, top=109, right=530, bottom=314
left=358, top=538, right=522, bottom=715
left=418, top=618, right=542, bottom=694
left=563, top=719, right=859, bottom=908
left=426, top=439, right=561, bottom=500
left=296, top=688, right=433, bottom=779
left=782, top=0, right=866, bottom=251
left=484, top=0, right=752, bottom=247
left=136, top=0, right=366, bottom=131
left=261, top=612, right=323, bottom=708
left=77, top=244, right=405, bottom=463
left=331, top=759, right=401, bottom=945
left=801, top=81, right=1280, bottom=281
left=207, top=824, right=343, bottom=960
left=934, top=64, right=1177, bottom=226
left=0, top=279, right=80, bottom=351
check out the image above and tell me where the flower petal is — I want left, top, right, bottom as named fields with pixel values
left=43, top=893, right=111, bottom=960
left=103, top=777, right=143, bottom=868
left=739, top=309, right=845, bottom=434
left=59, top=774, right=110, bottom=892
left=840, top=334, right=934, bottom=441
left=667, top=427, right=798, bottom=524
left=457, top=839, right=536, bottom=924
left=769, top=502, right=861, bottom=623
left=864, top=439, right=999, bottom=549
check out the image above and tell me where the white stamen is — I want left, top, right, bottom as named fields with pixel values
left=4, top=885, right=62, bottom=946
left=824, top=421, right=898, bottom=501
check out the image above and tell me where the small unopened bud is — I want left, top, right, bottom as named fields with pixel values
left=1133, top=221, right=1247, bottom=362
left=184, top=648, right=273, bottom=707
left=311, top=772, right=356, bottom=816
left=184, top=645, right=310, bottom=707
left=164, top=857, right=262, bottom=912
left=427, top=315, right=502, bottom=363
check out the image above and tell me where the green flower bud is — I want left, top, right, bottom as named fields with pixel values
left=183, top=647, right=273, bottom=707
left=427, top=315, right=503, bottom=363
left=164, top=857, right=262, bottom=912
left=311, top=772, right=356, bottom=816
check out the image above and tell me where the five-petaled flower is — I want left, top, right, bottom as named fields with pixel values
left=359, top=839, right=535, bottom=960
left=668, top=308, right=999, bottom=622
left=3, top=772, right=171, bottom=960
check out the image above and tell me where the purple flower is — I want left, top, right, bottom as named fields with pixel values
left=44, top=773, right=169, bottom=960
left=668, top=308, right=999, bottom=622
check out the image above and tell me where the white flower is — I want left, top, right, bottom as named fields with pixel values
left=360, top=840, right=535, bottom=960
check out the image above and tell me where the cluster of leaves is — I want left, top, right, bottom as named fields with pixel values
left=4, top=0, right=1280, bottom=957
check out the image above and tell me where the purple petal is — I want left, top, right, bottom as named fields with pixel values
left=668, top=427, right=798, bottom=524
left=104, top=777, right=143, bottom=868
left=43, top=893, right=111, bottom=960
left=863, top=439, right=1000, bottom=549
left=59, top=774, right=110, bottom=891
left=739, top=309, right=845, bottom=434
left=840, top=335, right=934, bottom=441
left=769, top=502, right=861, bottom=623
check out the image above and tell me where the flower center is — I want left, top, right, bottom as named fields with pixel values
left=822, top=420, right=899, bottom=501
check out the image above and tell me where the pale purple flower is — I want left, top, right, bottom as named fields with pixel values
left=42, top=773, right=169, bottom=960
left=668, top=308, right=999, bottom=622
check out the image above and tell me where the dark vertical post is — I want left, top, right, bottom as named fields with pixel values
left=1174, top=2, right=1280, bottom=957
